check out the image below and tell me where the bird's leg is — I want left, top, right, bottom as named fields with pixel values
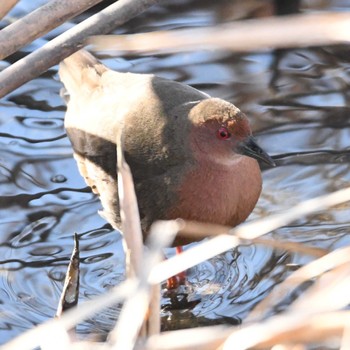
left=166, top=246, right=187, bottom=289
left=163, top=247, right=201, bottom=310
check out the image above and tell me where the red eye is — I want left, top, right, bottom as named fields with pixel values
left=217, top=127, right=231, bottom=140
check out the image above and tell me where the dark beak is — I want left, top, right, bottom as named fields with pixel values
left=238, top=136, right=276, bottom=167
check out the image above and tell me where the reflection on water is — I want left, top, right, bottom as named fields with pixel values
left=1, top=0, right=350, bottom=344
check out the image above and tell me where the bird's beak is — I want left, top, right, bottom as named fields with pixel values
left=238, top=136, right=276, bottom=167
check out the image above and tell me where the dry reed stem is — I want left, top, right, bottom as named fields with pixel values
left=142, top=295, right=350, bottom=350
left=108, top=221, right=179, bottom=349
left=147, top=284, right=161, bottom=336
left=144, top=233, right=350, bottom=350
left=250, top=237, right=327, bottom=257
left=0, top=0, right=104, bottom=60
left=109, top=286, right=150, bottom=350
left=116, top=131, right=143, bottom=277
left=1, top=280, right=137, bottom=350
left=219, top=254, right=350, bottom=349
left=221, top=311, right=350, bottom=349
left=0, top=11, right=349, bottom=98
left=340, top=324, right=350, bottom=350
left=290, top=262, right=350, bottom=314
left=141, top=326, right=232, bottom=350
left=247, top=245, right=350, bottom=322
left=177, top=220, right=327, bottom=257
left=0, top=0, right=19, bottom=20
left=137, top=250, right=350, bottom=350
left=88, top=12, right=350, bottom=54
left=109, top=133, right=164, bottom=349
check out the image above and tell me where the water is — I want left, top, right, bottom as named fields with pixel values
left=1, top=0, right=350, bottom=344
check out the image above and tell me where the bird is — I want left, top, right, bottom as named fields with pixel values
left=59, top=50, right=275, bottom=249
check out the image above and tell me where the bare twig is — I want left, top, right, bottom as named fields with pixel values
left=114, top=129, right=163, bottom=347
left=88, top=12, right=350, bottom=54
left=0, top=0, right=162, bottom=98
left=116, top=130, right=143, bottom=277
left=1, top=10, right=349, bottom=99
left=1, top=280, right=137, bottom=350
left=112, top=130, right=149, bottom=348
left=290, top=263, right=350, bottom=314
left=147, top=284, right=161, bottom=336
left=0, top=0, right=104, bottom=60
left=221, top=311, right=350, bottom=349
left=246, top=246, right=350, bottom=322
left=142, top=325, right=232, bottom=350
left=108, top=221, right=179, bottom=349
left=0, top=0, right=19, bottom=20
left=176, top=220, right=327, bottom=257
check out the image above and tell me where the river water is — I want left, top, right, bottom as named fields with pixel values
left=1, top=0, right=350, bottom=344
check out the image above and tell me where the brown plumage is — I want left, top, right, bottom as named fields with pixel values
left=59, top=50, right=274, bottom=246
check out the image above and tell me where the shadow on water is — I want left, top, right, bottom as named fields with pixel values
left=0, top=0, right=350, bottom=343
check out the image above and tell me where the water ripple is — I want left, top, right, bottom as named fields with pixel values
left=1, top=0, right=350, bottom=343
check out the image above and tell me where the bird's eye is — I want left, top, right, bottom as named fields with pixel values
left=216, top=127, right=231, bottom=140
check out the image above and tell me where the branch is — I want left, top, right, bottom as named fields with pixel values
left=0, top=0, right=19, bottom=20
left=0, top=0, right=162, bottom=99
left=0, top=0, right=104, bottom=60
left=88, top=12, right=350, bottom=54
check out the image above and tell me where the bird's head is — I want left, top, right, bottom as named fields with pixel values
left=188, top=98, right=275, bottom=166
